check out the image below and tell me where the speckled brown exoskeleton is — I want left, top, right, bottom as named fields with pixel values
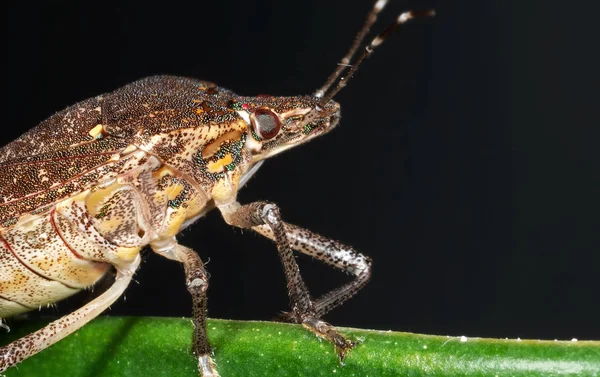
left=0, top=2, right=433, bottom=376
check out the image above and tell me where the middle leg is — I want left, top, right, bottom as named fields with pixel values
left=153, top=244, right=217, bottom=377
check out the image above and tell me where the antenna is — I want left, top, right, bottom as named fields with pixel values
left=316, top=9, right=435, bottom=108
left=314, top=0, right=391, bottom=99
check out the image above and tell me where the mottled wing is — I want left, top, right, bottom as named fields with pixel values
left=0, top=96, right=104, bottom=163
left=0, top=75, right=229, bottom=229
left=0, top=96, right=133, bottom=228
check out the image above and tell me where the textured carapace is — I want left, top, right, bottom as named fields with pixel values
left=0, top=76, right=340, bottom=231
left=0, top=75, right=340, bottom=319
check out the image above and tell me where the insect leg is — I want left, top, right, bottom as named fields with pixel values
left=221, top=202, right=314, bottom=317
left=153, top=244, right=217, bottom=377
left=220, top=201, right=358, bottom=361
left=252, top=223, right=372, bottom=319
left=0, top=255, right=140, bottom=373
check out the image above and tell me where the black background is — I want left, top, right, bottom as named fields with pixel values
left=2, top=0, right=600, bottom=341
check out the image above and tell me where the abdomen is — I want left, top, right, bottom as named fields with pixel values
left=0, top=157, right=211, bottom=319
left=0, top=210, right=110, bottom=318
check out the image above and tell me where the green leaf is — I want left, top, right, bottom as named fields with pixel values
left=2, top=317, right=600, bottom=376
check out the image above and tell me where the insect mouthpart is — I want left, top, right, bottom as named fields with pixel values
left=286, top=101, right=341, bottom=145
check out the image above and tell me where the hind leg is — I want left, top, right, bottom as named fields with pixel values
left=0, top=255, right=140, bottom=373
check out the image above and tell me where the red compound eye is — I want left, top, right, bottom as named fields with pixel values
left=251, top=109, right=281, bottom=140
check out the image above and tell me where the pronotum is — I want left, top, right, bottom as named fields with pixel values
left=0, top=2, right=433, bottom=376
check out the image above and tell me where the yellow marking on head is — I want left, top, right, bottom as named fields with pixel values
left=89, top=124, right=104, bottom=138
left=206, top=154, right=233, bottom=173
left=201, top=130, right=242, bottom=159
left=166, top=184, right=185, bottom=201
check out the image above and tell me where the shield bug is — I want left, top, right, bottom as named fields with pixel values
left=0, top=1, right=434, bottom=376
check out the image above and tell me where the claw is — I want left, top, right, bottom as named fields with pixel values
left=302, top=318, right=357, bottom=363
left=328, top=330, right=356, bottom=362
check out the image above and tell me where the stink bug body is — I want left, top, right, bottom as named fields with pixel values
left=0, top=1, right=433, bottom=376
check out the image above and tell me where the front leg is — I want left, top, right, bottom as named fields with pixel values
left=220, top=201, right=359, bottom=361
left=252, top=223, right=372, bottom=320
